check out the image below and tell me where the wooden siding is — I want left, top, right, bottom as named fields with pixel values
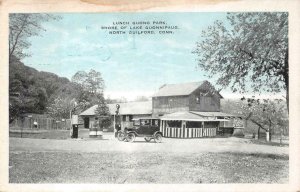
left=189, top=89, right=220, bottom=112
left=152, top=96, right=190, bottom=115
left=153, top=87, right=221, bottom=115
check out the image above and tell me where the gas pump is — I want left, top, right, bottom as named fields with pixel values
left=71, top=115, right=79, bottom=138
left=114, top=104, right=120, bottom=137
left=69, top=100, right=78, bottom=138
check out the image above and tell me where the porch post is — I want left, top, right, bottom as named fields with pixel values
left=162, top=120, right=165, bottom=137
left=180, top=120, right=183, bottom=138
left=182, top=120, right=186, bottom=138
left=202, top=121, right=205, bottom=137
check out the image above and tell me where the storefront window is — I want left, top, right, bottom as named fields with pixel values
left=167, top=120, right=181, bottom=128
left=186, top=121, right=202, bottom=128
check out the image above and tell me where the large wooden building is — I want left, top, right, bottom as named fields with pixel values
left=152, top=81, right=242, bottom=138
left=152, top=81, right=222, bottom=115
left=79, top=81, right=243, bottom=138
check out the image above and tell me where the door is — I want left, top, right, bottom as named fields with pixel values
left=83, top=117, right=90, bottom=129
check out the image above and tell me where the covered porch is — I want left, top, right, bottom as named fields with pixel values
left=159, top=111, right=233, bottom=138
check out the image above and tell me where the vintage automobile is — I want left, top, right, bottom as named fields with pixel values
left=117, top=117, right=163, bottom=143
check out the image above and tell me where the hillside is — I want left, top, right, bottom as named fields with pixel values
left=9, top=57, right=80, bottom=116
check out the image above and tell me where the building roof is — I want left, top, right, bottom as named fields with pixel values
left=160, top=111, right=230, bottom=122
left=152, top=81, right=223, bottom=98
left=153, top=81, right=204, bottom=97
left=79, top=101, right=152, bottom=116
left=190, top=111, right=238, bottom=117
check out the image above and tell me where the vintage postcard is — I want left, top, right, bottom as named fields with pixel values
left=0, top=0, right=300, bottom=192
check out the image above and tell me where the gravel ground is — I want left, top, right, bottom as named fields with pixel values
left=9, top=151, right=288, bottom=183
left=9, top=133, right=289, bottom=183
left=10, top=135, right=289, bottom=156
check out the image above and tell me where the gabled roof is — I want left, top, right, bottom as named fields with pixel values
left=79, top=101, right=152, bottom=116
left=79, top=105, right=98, bottom=116
left=152, top=81, right=223, bottom=98
left=152, top=81, right=204, bottom=97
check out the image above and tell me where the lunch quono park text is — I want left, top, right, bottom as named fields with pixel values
left=101, top=21, right=179, bottom=35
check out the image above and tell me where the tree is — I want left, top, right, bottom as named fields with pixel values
left=9, top=58, right=80, bottom=121
left=193, top=13, right=288, bottom=110
left=241, top=98, right=288, bottom=141
left=94, top=94, right=111, bottom=130
left=86, top=70, right=104, bottom=94
left=9, top=13, right=61, bottom=60
left=71, top=69, right=105, bottom=109
left=72, top=69, right=104, bottom=94
left=221, top=98, right=288, bottom=141
left=46, top=97, right=75, bottom=120
left=71, top=71, right=89, bottom=88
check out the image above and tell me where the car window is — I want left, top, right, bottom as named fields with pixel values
left=154, top=120, right=159, bottom=126
left=141, top=119, right=150, bottom=126
left=133, top=120, right=140, bottom=126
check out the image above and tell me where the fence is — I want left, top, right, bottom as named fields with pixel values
left=162, top=127, right=217, bottom=138
left=10, top=117, right=71, bottom=130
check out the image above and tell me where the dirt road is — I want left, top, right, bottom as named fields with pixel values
left=9, top=135, right=289, bottom=183
left=10, top=136, right=288, bottom=155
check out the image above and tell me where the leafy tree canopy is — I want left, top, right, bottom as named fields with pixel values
left=47, top=97, right=74, bottom=120
left=71, top=69, right=105, bottom=110
left=193, top=13, right=288, bottom=109
left=222, top=97, right=288, bottom=140
left=9, top=13, right=61, bottom=60
left=72, top=69, right=105, bottom=95
left=9, top=57, right=80, bottom=121
left=94, top=94, right=111, bottom=129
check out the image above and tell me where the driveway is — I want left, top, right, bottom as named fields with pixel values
left=9, top=135, right=289, bottom=156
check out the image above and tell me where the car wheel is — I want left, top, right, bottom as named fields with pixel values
left=154, top=133, right=162, bottom=143
left=126, top=133, right=136, bottom=143
left=117, top=131, right=125, bottom=141
left=144, top=137, right=151, bottom=142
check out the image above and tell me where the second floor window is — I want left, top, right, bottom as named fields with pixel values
left=196, top=96, right=200, bottom=104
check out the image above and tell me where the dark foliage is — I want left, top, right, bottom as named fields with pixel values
left=9, top=57, right=80, bottom=122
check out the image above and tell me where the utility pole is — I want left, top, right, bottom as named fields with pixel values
left=114, top=104, right=120, bottom=138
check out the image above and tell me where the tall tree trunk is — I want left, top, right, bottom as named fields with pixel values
left=268, top=119, right=272, bottom=142
left=284, top=47, right=289, bottom=113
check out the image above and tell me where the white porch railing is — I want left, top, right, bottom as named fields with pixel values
left=162, top=127, right=216, bottom=138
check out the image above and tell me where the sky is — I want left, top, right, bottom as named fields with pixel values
left=21, top=12, right=281, bottom=101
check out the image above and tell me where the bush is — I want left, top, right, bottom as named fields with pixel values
left=232, top=128, right=244, bottom=137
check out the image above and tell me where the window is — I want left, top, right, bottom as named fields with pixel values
left=168, top=98, right=173, bottom=105
left=129, top=115, right=133, bottom=122
left=141, top=119, right=150, bottom=126
left=186, top=121, right=202, bottom=128
left=196, top=96, right=200, bottom=104
left=133, top=120, right=140, bottom=126
left=167, top=121, right=181, bottom=128
left=154, top=120, right=159, bottom=126
left=151, top=119, right=159, bottom=127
